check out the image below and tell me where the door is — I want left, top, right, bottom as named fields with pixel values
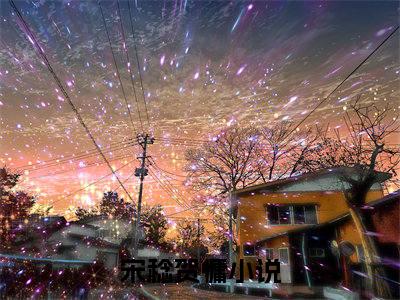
left=279, top=247, right=292, bottom=283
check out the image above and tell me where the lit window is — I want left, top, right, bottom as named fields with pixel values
left=266, top=204, right=317, bottom=225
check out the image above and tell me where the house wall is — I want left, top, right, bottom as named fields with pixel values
left=337, top=220, right=362, bottom=263
left=46, top=223, right=120, bottom=269
left=236, top=178, right=384, bottom=281
left=239, top=236, right=291, bottom=282
left=237, top=189, right=383, bottom=247
left=372, top=200, right=400, bottom=244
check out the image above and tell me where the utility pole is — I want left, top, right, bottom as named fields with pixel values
left=228, top=190, right=233, bottom=267
left=133, top=133, right=154, bottom=257
left=197, top=218, right=201, bottom=268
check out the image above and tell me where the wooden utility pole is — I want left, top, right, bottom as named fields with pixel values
left=228, top=190, right=233, bottom=267
left=197, top=218, right=201, bottom=265
left=133, top=133, right=154, bottom=256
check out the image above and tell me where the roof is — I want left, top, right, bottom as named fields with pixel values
left=67, top=232, right=120, bottom=249
left=233, top=167, right=391, bottom=196
left=0, top=253, right=92, bottom=265
left=367, top=189, right=399, bottom=207
left=75, top=214, right=131, bottom=225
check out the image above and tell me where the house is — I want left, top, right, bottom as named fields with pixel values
left=13, top=213, right=175, bottom=272
left=45, top=215, right=133, bottom=269
left=13, top=214, right=67, bottom=255
left=233, top=167, right=398, bottom=293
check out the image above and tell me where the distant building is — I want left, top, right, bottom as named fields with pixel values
left=13, top=214, right=174, bottom=271
left=13, top=214, right=67, bottom=255
left=45, top=215, right=132, bottom=269
left=234, top=167, right=399, bottom=295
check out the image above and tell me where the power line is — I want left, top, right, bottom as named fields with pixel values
left=27, top=153, right=133, bottom=179
left=49, top=158, right=136, bottom=207
left=155, top=139, right=205, bottom=147
left=155, top=136, right=209, bottom=144
left=127, top=0, right=150, bottom=128
left=167, top=216, right=213, bottom=222
left=114, top=169, right=137, bottom=193
left=147, top=167, right=189, bottom=208
left=287, top=25, right=399, bottom=139
left=19, top=142, right=137, bottom=172
left=98, top=0, right=137, bottom=135
left=165, top=204, right=209, bottom=217
left=147, top=162, right=192, bottom=207
left=116, top=0, right=144, bottom=132
left=9, top=0, right=135, bottom=203
left=15, top=139, right=136, bottom=170
left=148, top=157, right=187, bottom=178
left=147, top=166, right=191, bottom=209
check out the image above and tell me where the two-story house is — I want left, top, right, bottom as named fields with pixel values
left=233, top=167, right=396, bottom=288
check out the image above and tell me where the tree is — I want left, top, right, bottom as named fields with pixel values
left=99, top=191, right=135, bottom=219
left=75, top=193, right=171, bottom=250
left=0, top=167, right=35, bottom=250
left=74, top=206, right=99, bottom=220
left=185, top=125, right=261, bottom=263
left=298, top=98, right=399, bottom=298
left=185, top=125, right=261, bottom=193
left=30, top=203, right=53, bottom=216
left=256, top=122, right=318, bottom=180
left=140, top=205, right=171, bottom=251
left=257, top=122, right=296, bottom=181
left=75, top=191, right=135, bottom=220
left=191, top=195, right=231, bottom=253
left=176, top=219, right=207, bottom=261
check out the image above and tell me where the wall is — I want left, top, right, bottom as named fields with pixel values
left=337, top=220, right=362, bottom=263
left=237, top=189, right=383, bottom=246
left=372, top=200, right=400, bottom=244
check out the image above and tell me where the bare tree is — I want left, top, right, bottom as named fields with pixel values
left=298, top=98, right=399, bottom=298
left=194, top=195, right=231, bottom=253
left=256, top=122, right=319, bottom=180
left=185, top=125, right=261, bottom=264
left=185, top=125, right=261, bottom=193
left=176, top=219, right=205, bottom=250
left=256, top=122, right=294, bottom=181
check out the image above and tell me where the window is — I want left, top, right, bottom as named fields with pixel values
left=304, top=205, right=317, bottom=224
left=278, top=206, right=291, bottom=224
left=265, top=248, right=274, bottom=260
left=309, top=248, right=325, bottom=258
left=267, top=204, right=317, bottom=225
left=279, top=248, right=289, bottom=264
left=293, top=205, right=305, bottom=224
left=267, top=205, right=290, bottom=225
left=243, top=244, right=255, bottom=256
left=267, top=205, right=279, bottom=224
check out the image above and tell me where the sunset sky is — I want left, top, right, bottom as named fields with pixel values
left=1, top=0, right=399, bottom=218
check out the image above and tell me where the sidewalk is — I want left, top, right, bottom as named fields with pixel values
left=141, top=283, right=264, bottom=300
left=198, top=280, right=320, bottom=298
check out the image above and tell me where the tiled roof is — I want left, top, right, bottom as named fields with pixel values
left=233, top=167, right=391, bottom=196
